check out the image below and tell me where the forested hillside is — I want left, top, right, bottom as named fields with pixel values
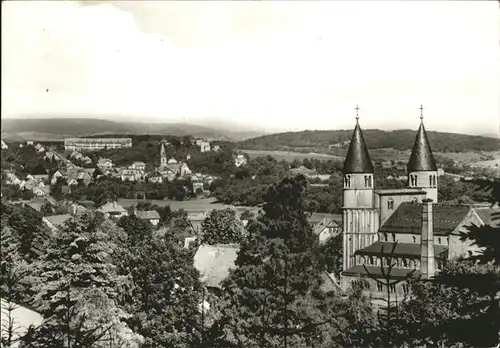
left=238, top=129, right=500, bottom=153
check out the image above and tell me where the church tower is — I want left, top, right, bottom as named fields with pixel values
left=407, top=106, right=438, bottom=202
left=342, top=107, right=380, bottom=271
left=160, top=142, right=167, bottom=167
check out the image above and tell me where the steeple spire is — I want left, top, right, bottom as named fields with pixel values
left=407, top=106, right=437, bottom=172
left=160, top=141, right=167, bottom=166
left=342, top=106, right=374, bottom=174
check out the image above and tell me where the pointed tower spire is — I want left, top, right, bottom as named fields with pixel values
left=160, top=141, right=167, bottom=166
left=407, top=105, right=437, bottom=172
left=343, top=106, right=374, bottom=174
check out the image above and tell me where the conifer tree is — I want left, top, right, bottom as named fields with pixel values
left=214, top=175, right=339, bottom=348
left=26, top=212, right=142, bottom=348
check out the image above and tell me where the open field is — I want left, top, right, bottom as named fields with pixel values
left=240, top=149, right=344, bottom=162
left=435, top=151, right=500, bottom=164
left=118, top=197, right=260, bottom=213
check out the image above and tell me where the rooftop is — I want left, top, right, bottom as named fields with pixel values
left=342, top=120, right=374, bottom=174
left=193, top=244, right=240, bottom=289
left=355, top=241, right=448, bottom=258
left=135, top=210, right=161, bottom=220
left=98, top=201, right=127, bottom=213
left=379, top=202, right=471, bottom=236
left=342, top=265, right=420, bottom=280
left=44, top=214, right=72, bottom=228
left=374, top=188, right=426, bottom=195
left=407, top=121, right=437, bottom=172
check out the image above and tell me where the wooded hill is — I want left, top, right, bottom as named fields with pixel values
left=238, top=129, right=500, bottom=153
left=1, top=118, right=265, bottom=142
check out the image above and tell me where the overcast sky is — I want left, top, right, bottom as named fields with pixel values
left=2, top=1, right=499, bottom=135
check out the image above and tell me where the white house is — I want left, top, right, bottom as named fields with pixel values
left=234, top=154, right=248, bottom=168
left=97, top=202, right=128, bottom=219
left=131, top=162, right=146, bottom=171
left=199, top=141, right=211, bottom=153
left=1, top=140, right=9, bottom=149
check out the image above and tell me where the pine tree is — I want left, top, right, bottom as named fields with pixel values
left=26, top=211, right=142, bottom=348
left=126, top=232, right=204, bottom=348
left=214, top=175, right=339, bottom=348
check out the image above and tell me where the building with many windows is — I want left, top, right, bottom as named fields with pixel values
left=64, top=138, right=132, bottom=151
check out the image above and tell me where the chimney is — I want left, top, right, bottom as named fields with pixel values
left=420, top=198, right=435, bottom=279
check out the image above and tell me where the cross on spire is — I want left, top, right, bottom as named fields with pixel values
left=419, top=104, right=424, bottom=120
left=355, top=104, right=360, bottom=121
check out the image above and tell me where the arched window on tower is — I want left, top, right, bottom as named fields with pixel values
left=364, top=176, right=368, bottom=187
left=410, top=175, right=415, bottom=186
left=388, top=198, right=394, bottom=210
left=414, top=176, right=418, bottom=186
left=429, top=175, right=432, bottom=187
left=345, top=175, right=351, bottom=188
left=368, top=175, right=372, bottom=187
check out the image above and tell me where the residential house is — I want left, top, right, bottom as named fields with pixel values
left=32, top=186, right=51, bottom=197
left=70, top=150, right=83, bottom=160
left=72, top=170, right=93, bottom=186
left=437, top=168, right=445, bottom=177
left=97, top=202, right=128, bottom=219
left=130, top=162, right=146, bottom=171
left=37, top=145, right=46, bottom=153
left=43, top=214, right=72, bottom=232
left=193, top=244, right=240, bottom=293
left=97, top=158, right=113, bottom=171
left=193, top=181, right=204, bottom=193
left=135, top=210, right=161, bottom=226
left=80, top=156, right=93, bottom=165
left=120, top=168, right=144, bottom=182
left=234, top=154, right=248, bottom=167
left=25, top=196, right=57, bottom=213
left=32, top=174, right=49, bottom=183
left=148, top=174, right=163, bottom=184
left=1, top=140, right=8, bottom=149
left=308, top=213, right=342, bottom=245
left=203, top=175, right=216, bottom=186
left=26, top=141, right=34, bottom=146
left=51, top=170, right=67, bottom=185
left=199, top=141, right=211, bottom=153
left=212, top=145, right=221, bottom=152
left=0, top=299, right=43, bottom=346
left=5, top=173, right=21, bottom=186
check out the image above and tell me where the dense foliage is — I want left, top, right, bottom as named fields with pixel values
left=200, top=208, right=246, bottom=245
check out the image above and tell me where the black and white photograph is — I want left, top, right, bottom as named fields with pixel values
left=1, top=1, right=499, bottom=347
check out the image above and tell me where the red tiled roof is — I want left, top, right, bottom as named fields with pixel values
left=379, top=202, right=471, bottom=236
left=354, top=241, right=448, bottom=259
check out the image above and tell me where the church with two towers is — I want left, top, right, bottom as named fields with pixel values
left=340, top=107, right=492, bottom=297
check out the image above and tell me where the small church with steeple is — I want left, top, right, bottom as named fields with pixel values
left=340, top=105, right=492, bottom=298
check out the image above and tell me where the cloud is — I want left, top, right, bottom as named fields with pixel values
left=1, top=1, right=499, bottom=134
